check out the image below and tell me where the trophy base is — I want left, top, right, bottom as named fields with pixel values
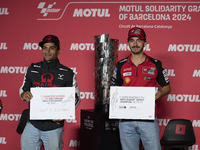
left=80, top=109, right=122, bottom=150
left=94, top=104, right=109, bottom=113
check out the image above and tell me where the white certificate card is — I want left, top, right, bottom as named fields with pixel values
left=30, top=87, right=75, bottom=120
left=109, top=86, right=155, bottom=120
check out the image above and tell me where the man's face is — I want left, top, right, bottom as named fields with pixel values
left=128, top=36, right=146, bottom=55
left=42, top=43, right=61, bottom=63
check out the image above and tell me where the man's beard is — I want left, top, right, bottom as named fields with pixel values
left=130, top=45, right=144, bottom=55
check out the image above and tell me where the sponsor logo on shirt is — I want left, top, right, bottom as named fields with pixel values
left=123, top=72, right=132, bottom=76
left=162, top=69, right=169, bottom=83
left=144, top=76, right=152, bottom=80
left=123, top=68, right=132, bottom=71
left=125, top=77, right=130, bottom=84
left=142, top=66, right=155, bottom=75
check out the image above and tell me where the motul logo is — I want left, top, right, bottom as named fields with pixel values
left=73, top=9, right=110, bottom=17
left=23, top=43, right=42, bottom=50
left=70, top=43, right=94, bottom=51
left=80, top=92, right=94, bottom=99
left=0, top=137, right=7, bottom=144
left=167, top=94, right=200, bottom=102
left=0, top=90, right=7, bottom=97
left=0, top=43, right=7, bottom=50
left=118, top=43, right=151, bottom=51
left=193, top=70, right=200, bottom=77
left=168, top=44, right=200, bottom=52
left=165, top=69, right=175, bottom=77
left=0, top=66, right=27, bottom=74
left=0, top=8, right=9, bottom=15
left=69, top=140, right=80, bottom=147
left=0, top=114, right=21, bottom=121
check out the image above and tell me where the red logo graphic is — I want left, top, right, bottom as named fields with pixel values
left=41, top=73, right=53, bottom=83
left=46, top=36, right=52, bottom=42
left=175, top=124, right=186, bottom=135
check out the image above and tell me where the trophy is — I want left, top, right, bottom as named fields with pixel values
left=94, top=34, right=119, bottom=113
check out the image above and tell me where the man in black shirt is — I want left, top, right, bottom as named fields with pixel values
left=19, top=35, right=81, bottom=150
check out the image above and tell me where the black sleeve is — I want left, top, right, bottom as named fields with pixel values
left=112, top=62, right=123, bottom=86
left=156, top=60, right=170, bottom=87
left=20, top=65, right=33, bottom=93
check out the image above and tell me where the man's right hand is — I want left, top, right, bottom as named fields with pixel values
left=21, top=91, right=33, bottom=102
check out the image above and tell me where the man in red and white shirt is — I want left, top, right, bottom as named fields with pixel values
left=112, top=27, right=171, bottom=150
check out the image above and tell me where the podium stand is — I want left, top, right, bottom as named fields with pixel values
left=80, top=109, right=122, bottom=150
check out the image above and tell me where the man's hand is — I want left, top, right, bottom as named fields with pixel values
left=52, top=119, right=64, bottom=124
left=155, top=85, right=171, bottom=100
left=21, top=91, right=33, bottom=102
left=155, top=90, right=162, bottom=100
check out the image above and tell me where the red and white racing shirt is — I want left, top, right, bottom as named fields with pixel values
left=112, top=53, right=170, bottom=117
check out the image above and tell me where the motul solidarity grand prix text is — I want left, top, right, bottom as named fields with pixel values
left=118, top=5, right=200, bottom=21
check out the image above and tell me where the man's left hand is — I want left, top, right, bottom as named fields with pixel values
left=52, top=119, right=64, bottom=124
left=155, top=91, right=162, bottom=100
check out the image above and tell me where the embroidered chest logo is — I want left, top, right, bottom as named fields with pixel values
left=33, top=73, right=60, bottom=87
left=125, top=77, right=130, bottom=84
left=58, top=74, right=64, bottom=80
left=123, top=72, right=132, bottom=76
left=123, top=67, right=132, bottom=71
left=142, top=67, right=155, bottom=75
left=41, top=73, right=53, bottom=83
left=144, top=76, right=152, bottom=80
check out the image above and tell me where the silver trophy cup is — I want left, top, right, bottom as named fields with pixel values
left=94, top=34, right=119, bottom=113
